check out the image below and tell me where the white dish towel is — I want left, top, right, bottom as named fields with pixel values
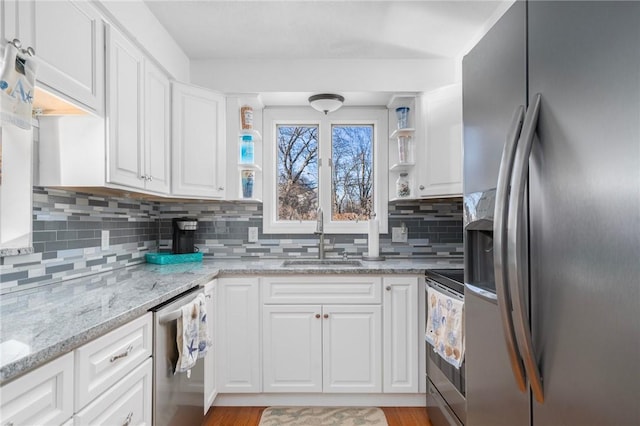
left=175, top=293, right=211, bottom=374
left=196, top=293, right=210, bottom=359
left=425, top=286, right=465, bottom=369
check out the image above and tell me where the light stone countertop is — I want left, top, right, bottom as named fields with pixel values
left=0, top=257, right=462, bottom=384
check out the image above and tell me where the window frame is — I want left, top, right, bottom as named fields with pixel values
left=263, top=106, right=388, bottom=235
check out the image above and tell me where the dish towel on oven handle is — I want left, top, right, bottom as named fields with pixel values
left=426, top=286, right=465, bottom=369
left=175, top=293, right=211, bottom=374
left=0, top=42, right=37, bottom=129
left=196, top=293, right=211, bottom=359
left=175, top=298, right=200, bottom=374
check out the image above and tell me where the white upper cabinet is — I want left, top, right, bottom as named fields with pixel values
left=106, top=25, right=170, bottom=194
left=143, top=59, right=171, bottom=194
left=107, top=25, right=144, bottom=189
left=415, top=84, right=463, bottom=198
left=1, top=0, right=105, bottom=114
left=172, top=82, right=226, bottom=198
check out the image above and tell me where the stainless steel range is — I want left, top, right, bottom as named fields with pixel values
left=425, top=269, right=465, bottom=426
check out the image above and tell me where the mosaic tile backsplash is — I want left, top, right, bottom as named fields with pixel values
left=0, top=187, right=462, bottom=294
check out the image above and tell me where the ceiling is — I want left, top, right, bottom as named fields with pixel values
left=144, top=0, right=507, bottom=105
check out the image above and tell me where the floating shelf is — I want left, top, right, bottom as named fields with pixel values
left=390, top=128, right=415, bottom=139
left=240, top=129, right=262, bottom=139
left=238, top=163, right=262, bottom=171
left=390, top=162, right=415, bottom=172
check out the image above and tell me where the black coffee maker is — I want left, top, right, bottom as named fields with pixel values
left=172, top=218, right=198, bottom=254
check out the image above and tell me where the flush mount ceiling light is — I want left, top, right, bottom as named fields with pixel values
left=308, top=93, right=345, bottom=114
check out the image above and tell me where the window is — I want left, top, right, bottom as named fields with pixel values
left=264, top=107, right=388, bottom=234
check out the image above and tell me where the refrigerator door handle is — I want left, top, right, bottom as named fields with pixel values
left=493, top=105, right=527, bottom=393
left=507, top=93, right=545, bottom=404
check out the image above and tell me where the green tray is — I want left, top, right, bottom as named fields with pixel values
left=145, top=252, right=203, bottom=265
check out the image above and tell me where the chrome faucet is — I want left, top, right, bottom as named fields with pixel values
left=314, top=207, right=325, bottom=260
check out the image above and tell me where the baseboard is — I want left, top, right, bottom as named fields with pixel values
left=213, top=393, right=427, bottom=407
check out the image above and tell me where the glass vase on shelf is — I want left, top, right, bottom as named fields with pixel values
left=241, top=169, right=255, bottom=198
left=397, top=135, right=413, bottom=163
left=396, top=172, right=410, bottom=198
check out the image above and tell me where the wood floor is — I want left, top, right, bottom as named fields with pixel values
left=202, top=406, right=432, bottom=426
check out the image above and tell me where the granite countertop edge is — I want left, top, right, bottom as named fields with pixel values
left=0, top=257, right=462, bottom=384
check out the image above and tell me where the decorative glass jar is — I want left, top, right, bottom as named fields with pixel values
left=396, top=172, right=410, bottom=198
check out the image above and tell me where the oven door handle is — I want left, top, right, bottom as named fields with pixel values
left=494, top=105, right=527, bottom=393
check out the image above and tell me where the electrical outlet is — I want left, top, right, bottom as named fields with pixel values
left=392, top=227, right=408, bottom=243
left=248, top=227, right=259, bottom=243
left=101, top=230, right=109, bottom=250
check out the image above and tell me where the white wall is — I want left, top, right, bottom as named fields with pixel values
left=96, top=0, right=190, bottom=81
left=191, top=58, right=456, bottom=96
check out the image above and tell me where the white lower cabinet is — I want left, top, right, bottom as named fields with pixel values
left=262, top=305, right=323, bottom=392
left=383, top=276, right=419, bottom=393
left=216, top=277, right=261, bottom=393
left=74, top=358, right=152, bottom=426
left=0, top=352, right=74, bottom=426
left=262, top=276, right=383, bottom=394
left=322, top=305, right=382, bottom=393
left=204, top=279, right=218, bottom=409
left=74, top=314, right=153, bottom=410
left=263, top=304, right=382, bottom=394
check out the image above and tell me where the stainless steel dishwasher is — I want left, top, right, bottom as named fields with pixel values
left=153, top=286, right=205, bottom=426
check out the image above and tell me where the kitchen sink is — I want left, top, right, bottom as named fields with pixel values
left=281, top=259, right=363, bottom=267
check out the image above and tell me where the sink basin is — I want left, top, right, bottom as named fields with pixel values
left=281, top=259, right=363, bottom=267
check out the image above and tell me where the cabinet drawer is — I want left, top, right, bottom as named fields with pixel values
left=74, top=313, right=152, bottom=410
left=0, top=352, right=74, bottom=426
left=262, top=276, right=382, bottom=304
left=74, top=358, right=152, bottom=426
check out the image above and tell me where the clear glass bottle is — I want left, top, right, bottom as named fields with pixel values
left=396, top=172, right=410, bottom=197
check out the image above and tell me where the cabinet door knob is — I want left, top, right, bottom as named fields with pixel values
left=148, top=175, right=153, bottom=182
left=218, top=186, right=224, bottom=191
left=323, top=314, right=329, bottom=319
left=315, top=314, right=321, bottom=319
left=419, top=185, right=425, bottom=190
left=386, top=286, right=392, bottom=291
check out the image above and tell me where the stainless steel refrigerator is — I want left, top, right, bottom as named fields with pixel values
left=462, top=1, right=640, bottom=425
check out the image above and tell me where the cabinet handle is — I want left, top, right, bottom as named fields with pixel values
left=110, top=344, right=133, bottom=363
left=315, top=314, right=321, bottom=319
left=419, top=185, right=425, bottom=190
left=148, top=176, right=153, bottom=182
left=323, top=314, right=329, bottom=319
left=123, top=411, right=133, bottom=426
left=5, top=422, right=14, bottom=426
left=386, top=286, right=392, bottom=291
left=218, top=186, right=224, bottom=191
left=139, top=175, right=146, bottom=180
left=205, top=294, right=212, bottom=299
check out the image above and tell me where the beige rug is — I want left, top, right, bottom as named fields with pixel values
left=258, top=407, right=388, bottom=426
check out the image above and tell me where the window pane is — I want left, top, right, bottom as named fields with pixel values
left=277, top=125, right=319, bottom=221
left=331, top=125, right=374, bottom=221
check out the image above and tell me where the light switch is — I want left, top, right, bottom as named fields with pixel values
left=392, top=227, right=408, bottom=243
left=248, top=227, right=259, bottom=243
left=101, top=230, right=109, bottom=250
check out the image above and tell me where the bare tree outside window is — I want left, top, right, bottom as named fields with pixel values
left=331, top=125, right=373, bottom=221
left=277, top=125, right=318, bottom=221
